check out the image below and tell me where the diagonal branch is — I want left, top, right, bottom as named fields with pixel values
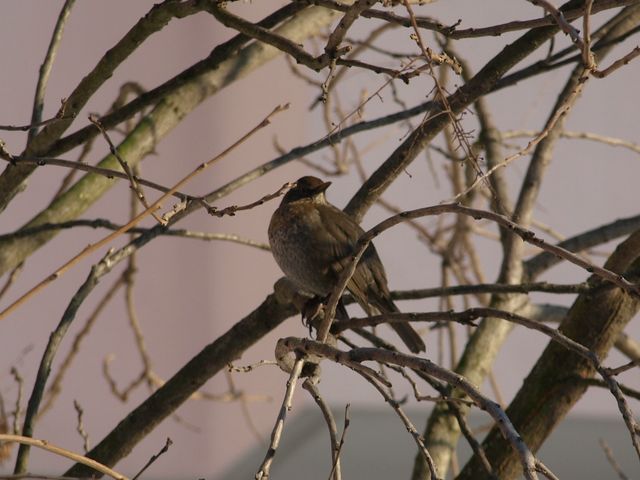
left=64, top=287, right=298, bottom=477
left=0, top=4, right=342, bottom=277
left=417, top=5, right=640, bottom=476
left=46, top=2, right=308, bottom=157
left=0, top=104, right=286, bottom=321
left=27, top=0, right=76, bottom=144
left=280, top=337, right=545, bottom=480
left=456, top=231, right=640, bottom=480
left=0, top=0, right=203, bottom=212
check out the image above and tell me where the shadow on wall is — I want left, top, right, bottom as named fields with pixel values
left=218, top=406, right=639, bottom=479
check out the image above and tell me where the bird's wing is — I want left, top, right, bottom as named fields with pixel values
left=316, top=204, right=391, bottom=313
left=316, top=205, right=425, bottom=353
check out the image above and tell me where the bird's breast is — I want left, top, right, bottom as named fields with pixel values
left=268, top=203, right=335, bottom=296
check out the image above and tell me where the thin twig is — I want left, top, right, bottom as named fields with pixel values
left=280, top=338, right=542, bottom=480
left=583, top=0, right=596, bottom=68
left=332, top=311, right=479, bottom=333
left=203, top=181, right=294, bottom=218
left=303, top=380, right=342, bottom=480
left=452, top=69, right=589, bottom=202
left=599, top=438, right=630, bottom=480
left=393, top=367, right=474, bottom=406
left=0, top=113, right=71, bottom=132
left=450, top=403, right=497, bottom=479
left=0, top=104, right=288, bottom=322
left=10, top=368, right=24, bottom=436
left=0, top=263, right=24, bottom=304
left=596, top=364, right=640, bottom=460
left=0, top=219, right=270, bottom=251
left=1, top=434, right=128, bottom=480
left=131, top=437, right=173, bottom=480
left=501, top=129, right=640, bottom=154
left=391, top=282, right=590, bottom=301
left=605, top=359, right=640, bottom=376
left=327, top=404, right=350, bottom=480
left=102, top=356, right=149, bottom=403
left=89, top=115, right=164, bottom=223
left=73, top=400, right=90, bottom=453
left=255, top=358, right=305, bottom=480
left=228, top=360, right=279, bottom=373
left=592, top=45, right=640, bottom=77
left=354, top=366, right=442, bottom=480
left=4, top=155, right=194, bottom=201
left=27, top=0, right=76, bottom=143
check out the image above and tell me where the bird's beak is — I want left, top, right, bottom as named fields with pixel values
left=315, top=181, right=331, bottom=194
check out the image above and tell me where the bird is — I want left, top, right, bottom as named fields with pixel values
left=268, top=176, right=426, bottom=353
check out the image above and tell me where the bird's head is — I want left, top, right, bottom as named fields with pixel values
left=282, top=176, right=332, bottom=204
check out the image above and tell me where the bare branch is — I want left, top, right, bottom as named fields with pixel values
left=255, top=358, right=305, bottom=480
left=64, top=276, right=298, bottom=477
left=27, top=0, right=76, bottom=143
left=89, top=115, right=165, bottom=224
left=303, top=380, right=342, bottom=480
left=599, top=438, right=631, bottom=480
left=0, top=219, right=270, bottom=251
left=358, top=204, right=640, bottom=296
left=592, top=44, right=640, bottom=77
left=1, top=433, right=128, bottom=480
left=73, top=400, right=90, bottom=453
left=131, top=437, right=173, bottom=480
left=0, top=0, right=204, bottom=211
left=279, top=338, right=545, bottom=480
left=0, top=104, right=287, bottom=322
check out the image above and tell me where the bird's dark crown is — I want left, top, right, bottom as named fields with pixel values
left=282, top=176, right=331, bottom=203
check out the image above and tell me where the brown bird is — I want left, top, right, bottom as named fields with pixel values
left=268, top=176, right=425, bottom=353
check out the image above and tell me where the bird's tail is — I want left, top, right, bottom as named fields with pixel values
left=390, top=322, right=426, bottom=354
left=373, top=296, right=426, bottom=354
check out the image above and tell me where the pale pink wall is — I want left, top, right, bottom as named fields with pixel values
left=1, top=1, right=639, bottom=478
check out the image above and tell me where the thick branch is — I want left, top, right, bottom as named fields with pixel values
left=46, top=2, right=307, bottom=157
left=457, top=231, right=640, bottom=480
left=310, top=0, right=639, bottom=39
left=416, top=4, right=640, bottom=477
left=525, top=213, right=640, bottom=279
left=0, top=0, right=202, bottom=212
left=27, top=0, right=76, bottom=143
left=64, top=290, right=297, bottom=477
left=0, top=4, right=341, bottom=277
left=344, top=9, right=562, bottom=222
left=281, top=338, right=544, bottom=480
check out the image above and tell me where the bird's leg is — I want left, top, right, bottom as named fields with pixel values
left=335, top=298, right=351, bottom=321
left=302, top=296, right=351, bottom=340
left=302, top=296, right=325, bottom=336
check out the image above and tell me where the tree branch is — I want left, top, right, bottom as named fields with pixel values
left=457, top=230, right=640, bottom=479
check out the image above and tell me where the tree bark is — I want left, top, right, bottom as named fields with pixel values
left=457, top=231, right=640, bottom=479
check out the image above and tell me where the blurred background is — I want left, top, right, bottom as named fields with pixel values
left=1, top=1, right=639, bottom=478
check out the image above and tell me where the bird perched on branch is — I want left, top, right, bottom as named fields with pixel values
left=268, top=176, right=425, bottom=353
